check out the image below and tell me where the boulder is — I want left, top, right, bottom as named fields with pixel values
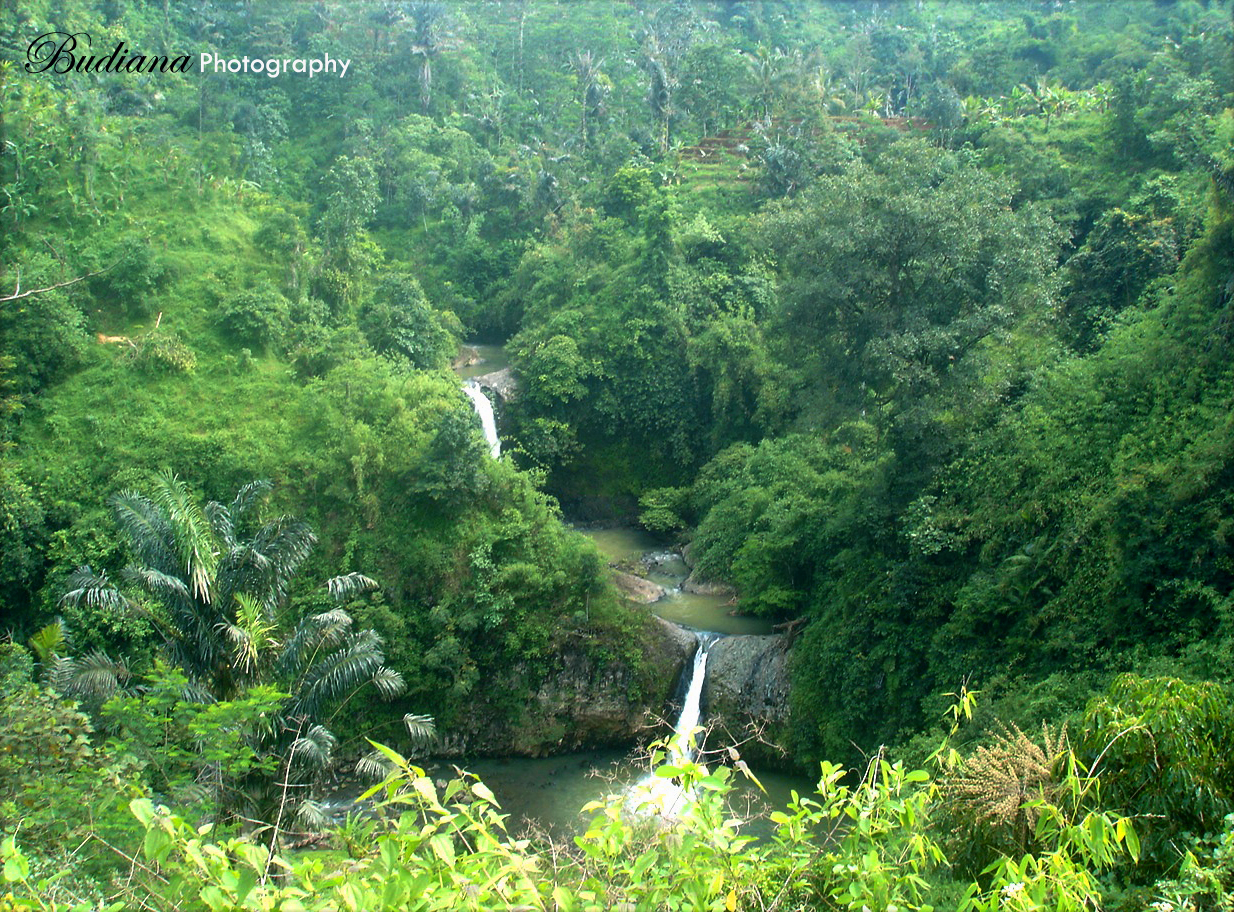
left=702, top=635, right=792, bottom=766
left=436, top=616, right=695, bottom=758
left=612, top=570, right=666, bottom=604
left=681, top=571, right=736, bottom=599
left=452, top=345, right=481, bottom=369
left=474, top=366, right=519, bottom=402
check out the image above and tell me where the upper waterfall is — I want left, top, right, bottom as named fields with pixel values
left=463, top=380, right=500, bottom=458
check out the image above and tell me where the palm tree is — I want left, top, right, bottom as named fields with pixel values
left=567, top=50, right=607, bottom=152
left=61, top=472, right=428, bottom=828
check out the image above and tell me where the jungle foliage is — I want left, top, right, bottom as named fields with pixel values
left=2, top=0, right=1234, bottom=907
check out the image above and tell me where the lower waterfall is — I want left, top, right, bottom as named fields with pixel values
left=627, top=631, right=719, bottom=819
left=463, top=380, right=501, bottom=458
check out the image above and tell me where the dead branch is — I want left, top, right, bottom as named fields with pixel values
left=1, top=260, right=116, bottom=303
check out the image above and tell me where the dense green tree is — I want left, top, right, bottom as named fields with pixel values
left=1083, top=674, right=1234, bottom=874
left=756, top=139, right=1064, bottom=445
left=358, top=273, right=457, bottom=369
left=216, top=285, right=291, bottom=350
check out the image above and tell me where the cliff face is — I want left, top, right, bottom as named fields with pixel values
left=701, top=634, right=793, bottom=767
left=437, top=616, right=696, bottom=758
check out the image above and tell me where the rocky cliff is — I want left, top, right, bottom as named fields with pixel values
left=437, top=616, right=696, bottom=757
left=702, top=634, right=793, bottom=767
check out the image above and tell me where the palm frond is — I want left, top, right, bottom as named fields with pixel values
left=147, top=471, right=218, bottom=604
left=373, top=666, right=406, bottom=700
left=213, top=544, right=272, bottom=613
left=355, top=750, right=394, bottom=782
left=177, top=676, right=217, bottom=705
left=290, top=629, right=385, bottom=719
left=205, top=479, right=272, bottom=548
left=60, top=566, right=129, bottom=612
left=288, top=723, right=337, bottom=772
left=109, top=491, right=180, bottom=577
left=257, top=517, right=317, bottom=602
left=204, top=500, right=237, bottom=550
left=28, top=620, right=67, bottom=664
left=50, top=649, right=130, bottom=701
left=275, top=609, right=354, bottom=681
left=218, top=592, right=279, bottom=678
left=312, top=607, right=354, bottom=636
left=122, top=565, right=192, bottom=605
left=293, top=797, right=329, bottom=831
left=163, top=604, right=229, bottom=683
left=326, top=572, right=380, bottom=602
left=403, top=713, right=437, bottom=749
left=229, top=479, right=273, bottom=525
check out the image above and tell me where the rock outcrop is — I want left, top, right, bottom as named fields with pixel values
left=473, top=367, right=519, bottom=402
left=453, top=345, right=481, bottom=369
left=612, top=570, right=666, bottom=604
left=681, top=572, right=736, bottom=598
left=702, top=634, right=792, bottom=766
left=436, top=617, right=695, bottom=758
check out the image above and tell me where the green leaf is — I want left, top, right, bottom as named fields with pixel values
left=553, top=884, right=577, bottom=911
left=3, top=846, right=30, bottom=884
left=143, top=825, right=172, bottom=863
left=471, top=780, right=498, bottom=806
left=429, top=834, right=456, bottom=868
left=1121, top=819, right=1141, bottom=861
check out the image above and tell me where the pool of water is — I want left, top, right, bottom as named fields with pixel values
left=450, top=749, right=816, bottom=842
left=456, top=342, right=512, bottom=380
left=578, top=527, right=776, bottom=637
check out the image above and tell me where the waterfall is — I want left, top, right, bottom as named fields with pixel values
left=627, top=631, right=718, bottom=819
left=463, top=381, right=501, bottom=458
left=670, top=637, right=712, bottom=761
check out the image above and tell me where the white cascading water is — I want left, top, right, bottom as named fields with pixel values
left=463, top=381, right=501, bottom=458
left=627, top=632, right=716, bottom=819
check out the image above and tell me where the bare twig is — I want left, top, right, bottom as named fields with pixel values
left=0, top=260, right=116, bottom=303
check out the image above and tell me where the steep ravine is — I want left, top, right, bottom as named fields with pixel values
left=457, top=347, right=793, bottom=766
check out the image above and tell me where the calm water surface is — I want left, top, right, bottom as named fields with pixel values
left=456, top=342, right=512, bottom=380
